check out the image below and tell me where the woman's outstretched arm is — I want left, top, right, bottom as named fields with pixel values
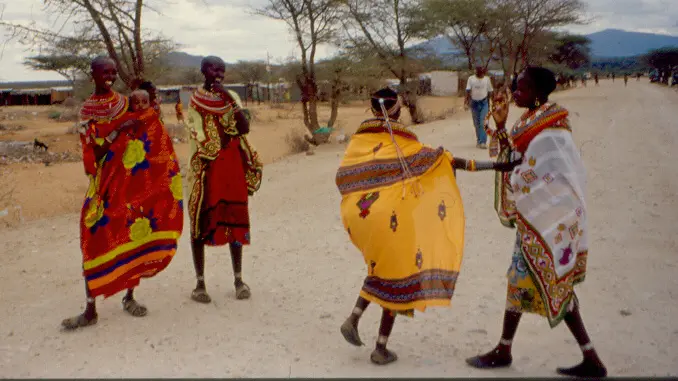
left=452, top=157, right=520, bottom=172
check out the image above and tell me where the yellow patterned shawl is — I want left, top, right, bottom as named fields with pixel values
left=336, top=119, right=465, bottom=314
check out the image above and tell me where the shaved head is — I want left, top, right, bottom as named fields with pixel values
left=201, top=56, right=225, bottom=73
left=91, top=55, right=116, bottom=71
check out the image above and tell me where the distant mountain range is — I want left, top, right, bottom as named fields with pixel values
left=2, top=28, right=675, bottom=86
left=411, top=28, right=678, bottom=64
left=163, top=51, right=205, bottom=69
left=587, top=29, right=678, bottom=57
left=164, top=29, right=678, bottom=71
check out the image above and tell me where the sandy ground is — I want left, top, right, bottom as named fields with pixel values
left=0, top=96, right=458, bottom=222
left=0, top=80, right=677, bottom=377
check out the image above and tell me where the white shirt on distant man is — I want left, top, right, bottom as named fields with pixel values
left=466, top=75, right=493, bottom=101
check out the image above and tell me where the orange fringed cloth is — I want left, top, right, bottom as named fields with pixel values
left=78, top=92, right=184, bottom=298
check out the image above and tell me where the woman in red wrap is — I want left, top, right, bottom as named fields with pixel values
left=186, top=56, right=263, bottom=304
left=61, top=56, right=184, bottom=330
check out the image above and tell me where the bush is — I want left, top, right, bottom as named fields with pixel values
left=421, top=108, right=456, bottom=123
left=58, top=109, right=80, bottom=122
left=63, top=97, right=79, bottom=109
left=66, top=123, right=81, bottom=135
left=285, top=130, right=310, bottom=154
left=48, top=110, right=62, bottom=120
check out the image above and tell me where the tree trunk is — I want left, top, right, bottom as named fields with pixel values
left=301, top=75, right=320, bottom=132
left=307, top=92, right=320, bottom=132
left=133, top=0, right=144, bottom=78
left=80, top=0, right=132, bottom=87
left=400, top=78, right=421, bottom=124
left=328, top=74, right=341, bottom=128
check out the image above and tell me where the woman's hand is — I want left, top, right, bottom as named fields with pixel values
left=490, top=92, right=509, bottom=127
left=120, top=119, right=140, bottom=131
left=494, top=159, right=522, bottom=172
left=211, top=83, right=235, bottom=103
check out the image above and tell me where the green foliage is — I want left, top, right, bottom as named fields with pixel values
left=549, top=34, right=591, bottom=70
left=591, top=56, right=647, bottom=75
left=644, top=47, right=678, bottom=71
left=47, top=110, right=62, bottom=120
left=418, top=0, right=587, bottom=75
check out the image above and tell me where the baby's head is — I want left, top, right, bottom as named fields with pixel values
left=130, top=89, right=150, bottom=111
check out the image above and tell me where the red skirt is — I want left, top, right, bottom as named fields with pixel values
left=199, top=138, right=250, bottom=246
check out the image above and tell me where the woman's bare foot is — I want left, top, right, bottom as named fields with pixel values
left=61, top=312, right=98, bottom=331
left=557, top=359, right=607, bottom=378
left=235, top=279, right=251, bottom=300
left=340, top=318, right=364, bottom=346
left=370, top=347, right=398, bottom=365
left=466, top=346, right=513, bottom=369
left=122, top=298, right=148, bottom=317
left=191, top=288, right=212, bottom=304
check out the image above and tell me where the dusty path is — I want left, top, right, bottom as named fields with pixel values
left=1, top=80, right=676, bottom=377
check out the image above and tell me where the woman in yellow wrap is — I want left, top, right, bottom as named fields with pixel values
left=337, top=88, right=519, bottom=365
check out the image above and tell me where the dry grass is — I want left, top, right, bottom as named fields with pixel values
left=165, top=123, right=188, bottom=142
left=0, top=96, right=462, bottom=223
left=0, top=124, right=27, bottom=133
left=0, top=168, right=19, bottom=227
left=421, top=107, right=456, bottom=123
left=65, top=123, right=81, bottom=135
left=285, top=130, right=311, bottom=154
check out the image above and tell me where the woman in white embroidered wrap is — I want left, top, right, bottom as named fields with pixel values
left=466, top=67, right=607, bottom=379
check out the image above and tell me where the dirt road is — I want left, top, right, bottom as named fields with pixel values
left=1, top=80, right=676, bottom=377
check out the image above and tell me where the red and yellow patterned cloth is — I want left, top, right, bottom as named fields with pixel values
left=78, top=92, right=183, bottom=298
left=186, top=88, right=262, bottom=245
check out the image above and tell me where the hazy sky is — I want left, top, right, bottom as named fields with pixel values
left=1, top=0, right=677, bottom=82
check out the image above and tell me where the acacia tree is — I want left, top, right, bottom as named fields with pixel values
left=424, top=0, right=586, bottom=76
left=258, top=0, right=341, bottom=144
left=315, top=55, right=356, bottom=128
left=1, top=0, right=174, bottom=89
left=644, top=47, right=678, bottom=84
left=423, top=0, right=499, bottom=70
left=24, top=54, right=91, bottom=85
left=494, top=0, right=586, bottom=74
left=339, top=0, right=426, bottom=123
left=549, top=33, right=591, bottom=70
left=233, top=60, right=268, bottom=105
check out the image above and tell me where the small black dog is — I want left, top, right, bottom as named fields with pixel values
left=34, top=138, right=49, bottom=152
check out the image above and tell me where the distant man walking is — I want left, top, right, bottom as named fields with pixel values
left=465, top=66, right=493, bottom=149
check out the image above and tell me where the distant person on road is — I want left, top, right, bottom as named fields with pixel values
left=175, top=99, right=184, bottom=123
left=337, top=87, right=519, bottom=365
left=594, top=73, right=599, bottom=86
left=465, top=66, right=494, bottom=149
left=636, top=73, right=642, bottom=81
left=624, top=74, right=629, bottom=86
left=466, top=66, right=607, bottom=378
left=612, top=73, right=616, bottom=82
